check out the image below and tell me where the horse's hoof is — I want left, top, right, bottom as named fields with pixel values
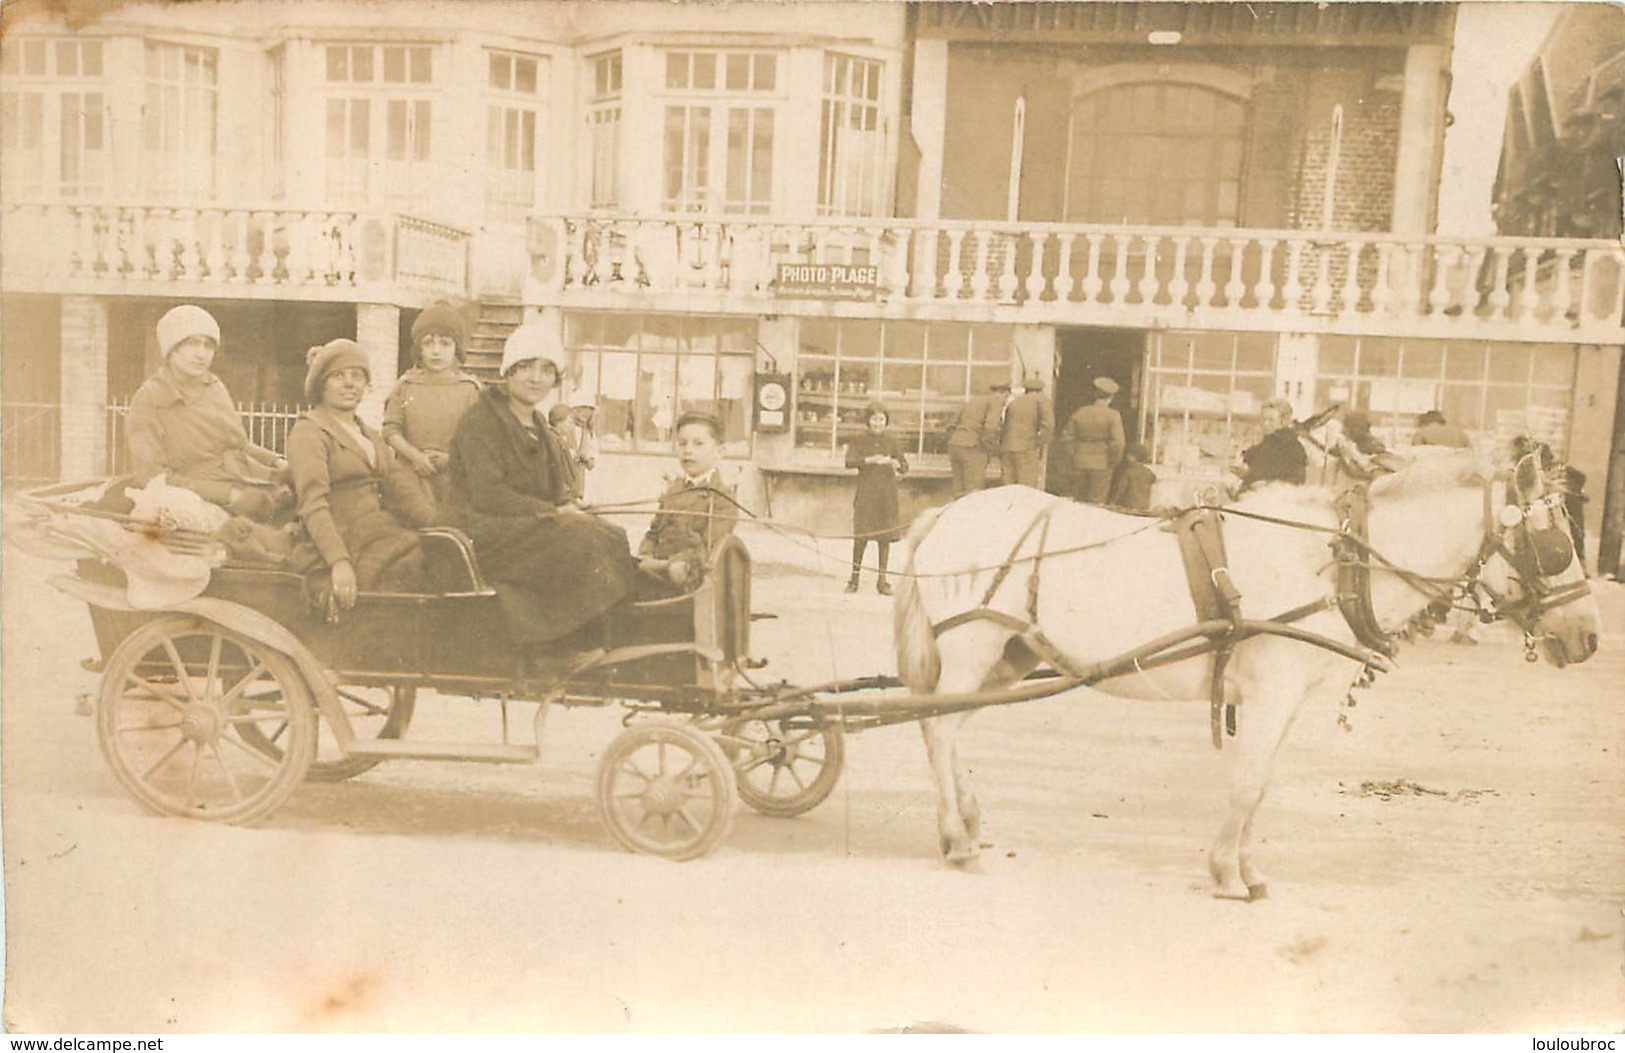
left=946, top=853, right=983, bottom=873
left=1247, top=882, right=1269, bottom=902
left=1211, top=881, right=1253, bottom=901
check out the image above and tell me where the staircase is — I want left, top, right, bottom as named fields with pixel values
left=465, top=298, right=524, bottom=379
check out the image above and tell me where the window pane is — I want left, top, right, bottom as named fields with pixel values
left=414, top=100, right=430, bottom=160
left=489, top=52, right=508, bottom=89
left=57, top=41, right=77, bottom=76
left=1530, top=345, right=1575, bottom=387
left=1234, top=332, right=1275, bottom=373
left=601, top=312, right=639, bottom=351
left=352, top=46, right=373, bottom=82
left=384, top=46, right=404, bottom=82
left=350, top=100, right=368, bottom=154
left=1488, top=345, right=1531, bottom=383
left=887, top=321, right=926, bottom=361
left=716, top=316, right=755, bottom=353
left=24, top=40, right=46, bottom=75
left=642, top=314, right=683, bottom=354
left=1400, top=340, right=1445, bottom=379
left=801, top=318, right=837, bottom=356
left=638, top=357, right=678, bottom=444
left=726, top=53, right=749, bottom=91
left=677, top=352, right=718, bottom=411
left=969, top=325, right=1008, bottom=363
left=666, top=52, right=687, bottom=89
left=520, top=110, right=535, bottom=171
left=326, top=98, right=346, bottom=156
left=598, top=351, right=638, bottom=449
left=841, top=319, right=881, bottom=358
left=515, top=57, right=536, bottom=94
left=930, top=325, right=969, bottom=363
left=388, top=100, right=406, bottom=159
left=1444, top=342, right=1486, bottom=381
left=881, top=360, right=923, bottom=394
left=565, top=312, right=600, bottom=347
left=410, top=47, right=431, bottom=83
left=726, top=109, right=747, bottom=205
left=1357, top=337, right=1400, bottom=377
left=326, top=46, right=347, bottom=80
left=750, top=109, right=773, bottom=206
left=693, top=52, right=715, bottom=90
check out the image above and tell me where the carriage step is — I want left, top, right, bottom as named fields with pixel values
left=342, top=740, right=538, bottom=763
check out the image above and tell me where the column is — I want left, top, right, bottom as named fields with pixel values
left=282, top=40, right=324, bottom=209
left=355, top=303, right=401, bottom=429
left=59, top=295, right=109, bottom=479
left=1569, top=344, right=1620, bottom=574
left=1391, top=43, right=1449, bottom=235
left=909, top=39, right=949, bottom=222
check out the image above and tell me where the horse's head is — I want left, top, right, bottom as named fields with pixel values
left=1478, top=453, right=1600, bottom=667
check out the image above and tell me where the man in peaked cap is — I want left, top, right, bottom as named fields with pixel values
left=997, top=370, right=1055, bottom=488
left=1062, top=375, right=1126, bottom=504
left=945, top=378, right=1002, bottom=498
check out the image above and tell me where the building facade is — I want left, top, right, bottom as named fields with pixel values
left=4, top=1, right=1623, bottom=563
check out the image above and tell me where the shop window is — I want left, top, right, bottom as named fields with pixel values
left=0, top=37, right=105, bottom=200
left=1312, top=337, right=1578, bottom=458
left=143, top=41, right=218, bottom=200
left=1066, top=82, right=1246, bottom=227
left=565, top=312, right=755, bottom=457
left=818, top=53, right=887, bottom=217
left=1146, top=331, right=1277, bottom=475
left=485, top=49, right=547, bottom=220
left=659, top=48, right=782, bottom=214
left=794, top=320, right=1009, bottom=462
left=587, top=51, right=622, bottom=209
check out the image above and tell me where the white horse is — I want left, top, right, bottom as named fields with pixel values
left=893, top=450, right=1600, bottom=899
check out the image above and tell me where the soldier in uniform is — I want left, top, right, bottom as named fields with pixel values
left=1062, top=376, right=1126, bottom=504
left=945, top=380, right=1001, bottom=498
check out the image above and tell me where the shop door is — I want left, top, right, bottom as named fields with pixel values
left=1049, top=327, right=1145, bottom=495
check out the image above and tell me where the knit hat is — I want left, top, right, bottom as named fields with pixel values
left=156, top=305, right=220, bottom=358
left=500, top=322, right=565, bottom=378
left=304, top=339, right=370, bottom=402
left=411, top=302, right=468, bottom=355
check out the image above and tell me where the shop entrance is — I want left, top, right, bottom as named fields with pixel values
left=1048, top=327, right=1145, bottom=495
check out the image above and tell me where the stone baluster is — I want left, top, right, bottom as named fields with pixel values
left=1167, top=235, right=1192, bottom=308
left=287, top=212, right=314, bottom=284
left=1107, top=234, right=1132, bottom=303
left=1339, top=240, right=1363, bottom=314
left=228, top=211, right=252, bottom=283
left=204, top=211, right=227, bottom=281
left=338, top=214, right=360, bottom=285
left=1224, top=237, right=1249, bottom=308
left=1022, top=231, right=1047, bottom=302
left=1459, top=244, right=1488, bottom=320
left=1550, top=248, right=1577, bottom=321
left=256, top=212, right=281, bottom=284
left=1253, top=238, right=1278, bottom=310
left=1310, top=243, right=1334, bottom=314
left=72, top=208, right=95, bottom=278
left=1136, top=234, right=1161, bottom=304
left=176, top=209, right=203, bottom=280
left=998, top=230, right=1021, bottom=301
left=1194, top=237, right=1218, bottom=306
left=1486, top=245, right=1513, bottom=320
left=1426, top=245, right=1454, bottom=315
left=1508, top=248, right=1533, bottom=320
left=1079, top=234, right=1104, bottom=303
left=1053, top=233, right=1076, bottom=302
left=969, top=230, right=992, bottom=299
left=908, top=229, right=937, bottom=300
left=944, top=229, right=966, bottom=299
left=1281, top=239, right=1306, bottom=312
left=704, top=222, right=724, bottom=290
left=1370, top=243, right=1394, bottom=315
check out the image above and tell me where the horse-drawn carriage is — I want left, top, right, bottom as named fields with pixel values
left=15, top=450, right=1602, bottom=893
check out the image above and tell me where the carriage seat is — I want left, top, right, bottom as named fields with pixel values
left=417, top=527, right=489, bottom=595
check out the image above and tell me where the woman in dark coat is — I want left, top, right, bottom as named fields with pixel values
left=844, top=401, right=909, bottom=595
left=1238, top=397, right=1307, bottom=491
left=286, top=340, right=435, bottom=609
left=444, top=323, right=639, bottom=646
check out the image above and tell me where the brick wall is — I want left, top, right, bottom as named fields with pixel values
left=1288, top=88, right=1403, bottom=233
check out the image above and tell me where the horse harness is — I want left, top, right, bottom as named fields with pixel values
left=925, top=468, right=1591, bottom=752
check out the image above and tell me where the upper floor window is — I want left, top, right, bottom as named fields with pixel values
left=659, top=48, right=782, bottom=214
left=0, top=38, right=106, bottom=200
left=587, top=51, right=622, bottom=209
left=1066, top=82, right=1246, bottom=227
left=485, top=49, right=547, bottom=220
left=142, top=42, right=218, bottom=200
left=819, top=54, right=887, bottom=217
left=322, top=43, right=434, bottom=210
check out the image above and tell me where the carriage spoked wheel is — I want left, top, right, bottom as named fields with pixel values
left=96, top=614, right=315, bottom=824
left=236, top=683, right=416, bottom=782
left=720, top=718, right=845, bottom=818
left=596, top=720, right=737, bottom=861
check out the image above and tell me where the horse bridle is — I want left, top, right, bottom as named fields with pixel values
left=1457, top=468, right=1592, bottom=642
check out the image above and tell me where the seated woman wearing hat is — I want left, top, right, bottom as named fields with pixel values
left=1237, top=398, right=1308, bottom=491
left=382, top=301, right=482, bottom=513
left=443, top=323, right=639, bottom=649
left=285, top=340, right=435, bottom=610
left=126, top=304, right=290, bottom=519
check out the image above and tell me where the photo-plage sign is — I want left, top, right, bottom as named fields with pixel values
left=774, top=262, right=878, bottom=301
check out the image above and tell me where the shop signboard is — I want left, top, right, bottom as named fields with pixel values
left=773, top=262, right=879, bottom=301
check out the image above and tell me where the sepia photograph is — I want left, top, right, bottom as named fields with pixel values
left=1, top=0, right=1622, bottom=1034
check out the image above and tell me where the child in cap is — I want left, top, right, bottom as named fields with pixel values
left=382, top=301, right=481, bottom=510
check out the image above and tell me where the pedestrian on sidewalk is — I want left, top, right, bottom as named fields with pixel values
left=844, top=401, right=909, bottom=596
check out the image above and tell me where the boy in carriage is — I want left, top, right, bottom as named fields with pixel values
left=637, top=411, right=738, bottom=596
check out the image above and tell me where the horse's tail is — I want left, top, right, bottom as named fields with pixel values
left=893, top=505, right=947, bottom=693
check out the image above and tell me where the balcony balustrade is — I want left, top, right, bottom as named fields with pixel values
left=0, top=204, right=470, bottom=304
left=531, top=214, right=1625, bottom=343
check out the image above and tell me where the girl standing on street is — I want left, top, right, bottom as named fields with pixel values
left=844, top=401, right=909, bottom=595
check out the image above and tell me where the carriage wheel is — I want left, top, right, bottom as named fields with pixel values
left=722, top=718, right=845, bottom=818
left=596, top=720, right=737, bottom=861
left=96, top=614, right=314, bottom=824
left=237, top=683, right=416, bottom=782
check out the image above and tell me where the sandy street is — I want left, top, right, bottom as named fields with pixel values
left=3, top=543, right=1622, bottom=1033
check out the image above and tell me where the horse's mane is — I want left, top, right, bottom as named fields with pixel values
left=1366, top=448, right=1487, bottom=501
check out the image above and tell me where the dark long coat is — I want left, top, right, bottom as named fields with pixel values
left=445, top=387, right=638, bottom=643
left=1240, top=428, right=1309, bottom=489
left=845, top=430, right=909, bottom=542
